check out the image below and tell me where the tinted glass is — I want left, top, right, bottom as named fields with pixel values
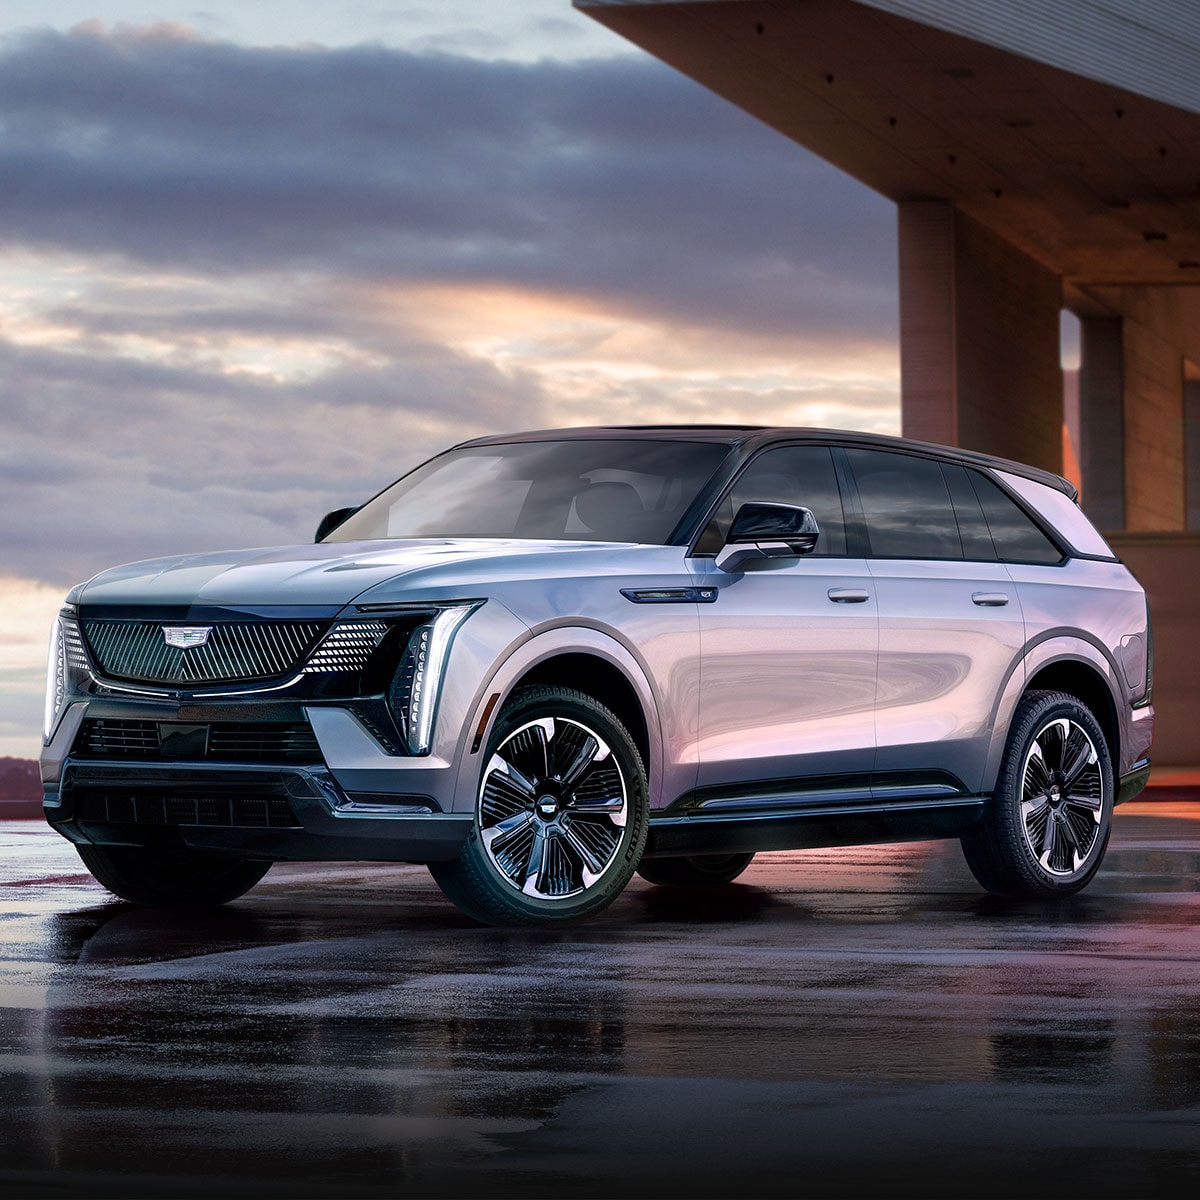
left=846, top=448, right=963, bottom=560
left=699, top=445, right=848, bottom=556
left=996, top=470, right=1113, bottom=558
left=968, top=470, right=1064, bottom=564
left=325, top=440, right=730, bottom=544
left=942, top=462, right=997, bottom=561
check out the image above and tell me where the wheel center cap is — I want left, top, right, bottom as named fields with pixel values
left=536, top=795, right=559, bottom=818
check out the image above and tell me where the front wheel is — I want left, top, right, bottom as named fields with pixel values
left=429, top=685, right=649, bottom=926
left=76, top=844, right=271, bottom=907
left=961, top=690, right=1113, bottom=899
left=637, top=853, right=755, bottom=887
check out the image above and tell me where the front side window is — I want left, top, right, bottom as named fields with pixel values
left=845, top=448, right=963, bottom=560
left=696, top=444, right=848, bottom=555
left=324, top=439, right=731, bottom=545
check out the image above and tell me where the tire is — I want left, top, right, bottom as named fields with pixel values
left=961, top=689, right=1114, bottom=899
left=77, top=844, right=271, bottom=908
left=429, top=685, right=649, bottom=926
left=637, top=853, right=755, bottom=887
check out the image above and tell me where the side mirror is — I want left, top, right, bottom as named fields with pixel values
left=315, top=506, right=360, bottom=543
left=716, top=503, right=820, bottom=572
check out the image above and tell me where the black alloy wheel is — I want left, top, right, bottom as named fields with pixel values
left=76, top=844, right=271, bottom=907
left=429, top=685, right=649, bottom=925
left=961, top=689, right=1113, bottom=899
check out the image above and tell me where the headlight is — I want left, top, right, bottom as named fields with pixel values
left=43, top=609, right=91, bottom=743
left=387, top=603, right=478, bottom=754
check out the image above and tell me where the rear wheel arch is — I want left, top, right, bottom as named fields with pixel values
left=983, top=641, right=1123, bottom=793
left=1025, top=659, right=1120, bottom=768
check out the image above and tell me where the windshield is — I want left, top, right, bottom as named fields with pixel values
left=324, top=439, right=731, bottom=545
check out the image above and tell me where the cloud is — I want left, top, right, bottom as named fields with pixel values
left=0, top=24, right=899, bottom=587
left=0, top=22, right=903, bottom=755
left=0, top=23, right=897, bottom=339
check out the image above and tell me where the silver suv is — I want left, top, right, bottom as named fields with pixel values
left=42, top=427, right=1154, bottom=925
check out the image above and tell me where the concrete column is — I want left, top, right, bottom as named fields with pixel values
left=1120, top=289, right=1187, bottom=531
left=1077, top=317, right=1125, bottom=531
left=898, top=201, right=1063, bottom=473
left=897, top=201, right=958, bottom=447
left=1186, top=371, right=1200, bottom=531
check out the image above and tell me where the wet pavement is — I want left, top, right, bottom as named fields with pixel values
left=1, top=802, right=1199, bottom=1198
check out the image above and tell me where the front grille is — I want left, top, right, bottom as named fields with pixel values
left=81, top=620, right=328, bottom=685
left=63, top=620, right=90, bottom=670
left=74, top=789, right=301, bottom=829
left=74, top=719, right=323, bottom=764
left=302, top=621, right=390, bottom=673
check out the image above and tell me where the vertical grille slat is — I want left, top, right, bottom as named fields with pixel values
left=80, top=620, right=329, bottom=685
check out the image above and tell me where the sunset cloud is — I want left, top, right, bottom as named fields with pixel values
left=0, top=18, right=898, bottom=754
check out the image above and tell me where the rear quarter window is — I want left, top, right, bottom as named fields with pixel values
left=968, top=471, right=1064, bottom=564
left=995, top=470, right=1116, bottom=560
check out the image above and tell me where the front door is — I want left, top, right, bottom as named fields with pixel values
left=692, top=445, right=878, bottom=794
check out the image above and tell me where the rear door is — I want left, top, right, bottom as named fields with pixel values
left=843, top=448, right=1027, bottom=796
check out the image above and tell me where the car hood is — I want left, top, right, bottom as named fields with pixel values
left=71, top=538, right=656, bottom=609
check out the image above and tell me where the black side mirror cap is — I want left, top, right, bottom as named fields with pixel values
left=315, top=506, right=360, bottom=543
left=717, top=503, right=820, bottom=571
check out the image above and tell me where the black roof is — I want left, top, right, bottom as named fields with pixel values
left=460, top=425, right=1077, bottom=498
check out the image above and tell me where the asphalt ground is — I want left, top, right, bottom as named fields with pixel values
left=1, top=801, right=1199, bottom=1199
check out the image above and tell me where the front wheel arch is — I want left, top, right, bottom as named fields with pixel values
left=513, top=653, right=650, bottom=775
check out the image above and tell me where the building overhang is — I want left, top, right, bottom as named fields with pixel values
left=577, top=0, right=1200, bottom=288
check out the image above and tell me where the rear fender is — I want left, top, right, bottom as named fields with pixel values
left=983, top=636, right=1124, bottom=793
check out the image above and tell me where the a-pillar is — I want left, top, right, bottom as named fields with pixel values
left=897, top=200, right=1063, bottom=474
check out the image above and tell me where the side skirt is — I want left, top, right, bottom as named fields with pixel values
left=645, top=795, right=987, bottom=858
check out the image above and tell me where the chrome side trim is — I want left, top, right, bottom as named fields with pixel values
left=329, top=802, right=438, bottom=818
left=620, top=587, right=718, bottom=604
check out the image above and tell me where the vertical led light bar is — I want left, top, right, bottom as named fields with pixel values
left=43, top=614, right=65, bottom=743
left=395, top=603, right=478, bottom=755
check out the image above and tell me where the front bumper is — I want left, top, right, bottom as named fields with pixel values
left=44, top=759, right=471, bottom=863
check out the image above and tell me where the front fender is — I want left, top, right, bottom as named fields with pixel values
left=450, top=625, right=670, bottom=812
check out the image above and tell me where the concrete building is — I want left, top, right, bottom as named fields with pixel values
left=578, top=0, right=1200, bottom=767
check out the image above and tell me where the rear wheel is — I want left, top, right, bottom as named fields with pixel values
left=637, top=853, right=755, bottom=887
left=76, top=844, right=271, bottom=908
left=429, top=685, right=649, bottom=926
left=962, top=690, right=1113, bottom=899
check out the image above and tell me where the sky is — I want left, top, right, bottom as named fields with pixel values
left=0, top=0, right=901, bottom=758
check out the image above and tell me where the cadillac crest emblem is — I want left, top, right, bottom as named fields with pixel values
left=163, top=626, right=213, bottom=649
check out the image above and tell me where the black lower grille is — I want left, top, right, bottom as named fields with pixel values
left=74, top=789, right=301, bottom=829
left=75, top=719, right=322, bottom=764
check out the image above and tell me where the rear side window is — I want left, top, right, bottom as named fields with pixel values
left=698, top=445, right=848, bottom=555
left=845, top=448, right=963, bottom=560
left=968, top=471, right=1064, bottom=564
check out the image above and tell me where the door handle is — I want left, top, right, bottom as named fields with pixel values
left=828, top=588, right=870, bottom=603
left=972, top=592, right=1009, bottom=606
